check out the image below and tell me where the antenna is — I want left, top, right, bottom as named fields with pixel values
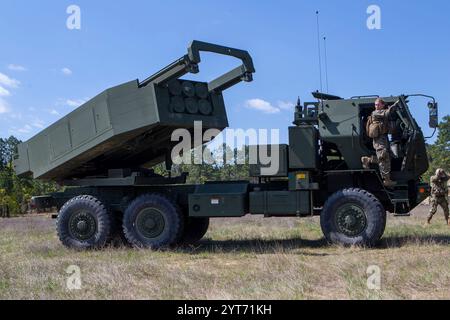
left=316, top=11, right=323, bottom=94
left=323, top=36, right=329, bottom=93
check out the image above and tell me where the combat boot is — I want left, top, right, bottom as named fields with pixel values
left=383, top=176, right=397, bottom=188
left=361, top=157, right=371, bottom=169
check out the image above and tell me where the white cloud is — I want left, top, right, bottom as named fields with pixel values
left=0, top=86, right=10, bottom=97
left=32, top=119, right=46, bottom=129
left=8, top=118, right=46, bottom=138
left=0, top=73, right=21, bottom=116
left=0, top=99, right=10, bottom=114
left=0, top=72, right=20, bottom=88
left=49, top=109, right=60, bottom=116
left=8, top=64, right=27, bottom=72
left=17, top=124, right=33, bottom=134
left=245, top=98, right=280, bottom=114
left=8, top=112, right=22, bottom=120
left=66, top=99, right=85, bottom=107
left=61, top=67, right=73, bottom=76
left=277, top=100, right=295, bottom=110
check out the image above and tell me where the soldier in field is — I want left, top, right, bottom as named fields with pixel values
left=427, top=168, right=449, bottom=225
left=362, top=98, right=400, bottom=187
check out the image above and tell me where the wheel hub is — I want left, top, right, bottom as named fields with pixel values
left=335, top=204, right=367, bottom=237
left=136, top=208, right=165, bottom=239
left=77, top=220, right=88, bottom=231
left=145, top=218, right=156, bottom=229
left=69, top=211, right=97, bottom=241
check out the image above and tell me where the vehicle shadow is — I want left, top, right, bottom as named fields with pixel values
left=379, top=234, right=450, bottom=248
left=179, top=237, right=330, bottom=255
left=178, top=233, right=450, bottom=254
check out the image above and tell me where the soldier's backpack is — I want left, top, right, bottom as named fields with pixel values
left=366, top=114, right=389, bottom=139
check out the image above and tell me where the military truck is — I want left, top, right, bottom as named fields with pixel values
left=14, top=41, right=438, bottom=249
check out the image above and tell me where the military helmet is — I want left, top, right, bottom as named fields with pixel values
left=436, top=168, right=446, bottom=177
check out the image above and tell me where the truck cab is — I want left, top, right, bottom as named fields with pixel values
left=288, top=93, right=437, bottom=214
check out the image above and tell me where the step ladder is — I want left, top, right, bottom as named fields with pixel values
left=390, top=183, right=411, bottom=216
left=392, top=199, right=411, bottom=216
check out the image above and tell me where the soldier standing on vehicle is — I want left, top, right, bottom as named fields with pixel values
left=427, top=168, right=449, bottom=225
left=362, top=98, right=400, bottom=187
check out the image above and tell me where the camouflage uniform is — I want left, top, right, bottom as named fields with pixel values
left=365, top=105, right=397, bottom=183
left=428, top=170, right=449, bottom=223
left=372, top=129, right=391, bottom=181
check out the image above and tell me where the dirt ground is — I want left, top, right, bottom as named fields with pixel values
left=0, top=204, right=449, bottom=300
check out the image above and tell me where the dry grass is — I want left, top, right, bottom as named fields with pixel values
left=0, top=206, right=449, bottom=300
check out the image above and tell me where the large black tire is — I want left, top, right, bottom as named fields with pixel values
left=57, top=195, right=112, bottom=250
left=180, top=217, right=210, bottom=244
left=320, top=188, right=386, bottom=247
left=123, top=194, right=184, bottom=249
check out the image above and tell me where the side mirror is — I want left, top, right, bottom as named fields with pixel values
left=428, top=101, right=439, bottom=128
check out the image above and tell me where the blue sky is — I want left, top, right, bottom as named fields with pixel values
left=0, top=0, right=449, bottom=144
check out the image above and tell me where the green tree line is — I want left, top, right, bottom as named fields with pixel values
left=426, top=115, right=450, bottom=178
left=0, top=137, right=59, bottom=217
left=154, top=144, right=251, bottom=184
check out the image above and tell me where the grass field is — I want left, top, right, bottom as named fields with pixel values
left=0, top=205, right=449, bottom=300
